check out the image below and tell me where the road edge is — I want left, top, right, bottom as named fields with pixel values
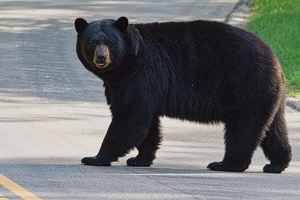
left=224, top=0, right=252, bottom=28
left=225, top=0, right=300, bottom=112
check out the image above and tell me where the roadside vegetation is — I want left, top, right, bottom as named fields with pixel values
left=247, top=0, right=300, bottom=99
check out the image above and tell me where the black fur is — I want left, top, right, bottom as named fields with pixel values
left=75, top=17, right=292, bottom=173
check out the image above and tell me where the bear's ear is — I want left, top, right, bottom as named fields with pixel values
left=75, top=18, right=89, bottom=35
left=115, top=16, right=129, bottom=32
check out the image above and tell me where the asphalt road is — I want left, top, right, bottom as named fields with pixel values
left=0, top=0, right=300, bottom=199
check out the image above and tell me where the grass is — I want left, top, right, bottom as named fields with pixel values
left=247, top=0, right=300, bottom=99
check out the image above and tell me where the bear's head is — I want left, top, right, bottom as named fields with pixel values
left=75, top=17, right=141, bottom=74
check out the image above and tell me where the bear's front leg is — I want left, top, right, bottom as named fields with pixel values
left=127, top=115, right=162, bottom=167
left=81, top=110, right=154, bottom=166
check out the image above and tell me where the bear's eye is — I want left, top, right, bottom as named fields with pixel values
left=106, top=41, right=113, bottom=46
left=90, top=41, right=97, bottom=46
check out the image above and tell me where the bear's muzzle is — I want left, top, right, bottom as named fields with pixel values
left=93, top=45, right=111, bottom=69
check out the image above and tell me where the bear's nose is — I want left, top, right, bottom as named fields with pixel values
left=97, top=54, right=106, bottom=63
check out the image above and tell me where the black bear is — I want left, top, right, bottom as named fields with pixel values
left=74, top=16, right=292, bottom=173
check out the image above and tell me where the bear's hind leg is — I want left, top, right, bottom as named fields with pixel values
left=127, top=115, right=162, bottom=167
left=208, top=116, right=264, bottom=172
left=261, top=104, right=292, bottom=173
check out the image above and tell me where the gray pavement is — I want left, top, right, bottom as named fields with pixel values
left=0, top=0, right=300, bottom=199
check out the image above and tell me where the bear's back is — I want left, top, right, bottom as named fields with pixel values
left=133, top=20, right=272, bottom=72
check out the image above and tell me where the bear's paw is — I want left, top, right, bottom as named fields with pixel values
left=263, top=164, right=287, bottom=173
left=126, top=157, right=153, bottom=167
left=207, top=161, right=247, bottom=172
left=81, top=156, right=111, bottom=166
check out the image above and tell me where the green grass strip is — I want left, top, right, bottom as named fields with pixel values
left=247, top=0, right=300, bottom=98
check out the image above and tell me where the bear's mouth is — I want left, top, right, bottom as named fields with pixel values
left=93, top=60, right=111, bottom=69
left=95, top=62, right=107, bottom=69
